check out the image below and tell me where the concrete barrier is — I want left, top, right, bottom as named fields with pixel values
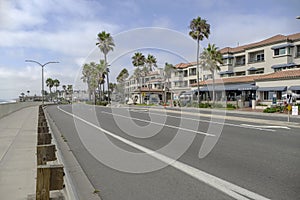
left=0, top=102, right=41, bottom=119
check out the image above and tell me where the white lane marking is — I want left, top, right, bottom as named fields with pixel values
left=101, top=111, right=215, bottom=137
left=241, top=124, right=290, bottom=130
left=57, top=106, right=270, bottom=200
left=130, top=109, right=276, bottom=132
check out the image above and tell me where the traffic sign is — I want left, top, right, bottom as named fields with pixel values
left=287, top=104, right=292, bottom=111
left=292, top=106, right=298, bottom=115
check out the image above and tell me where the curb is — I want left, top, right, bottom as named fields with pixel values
left=45, top=107, right=102, bottom=200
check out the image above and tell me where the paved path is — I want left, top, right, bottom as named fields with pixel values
left=0, top=106, right=38, bottom=200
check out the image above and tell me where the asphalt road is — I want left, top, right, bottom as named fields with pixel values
left=46, top=104, right=300, bottom=200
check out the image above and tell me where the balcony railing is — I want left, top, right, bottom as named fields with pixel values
left=248, top=59, right=264, bottom=64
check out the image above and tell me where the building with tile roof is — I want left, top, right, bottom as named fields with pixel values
left=124, top=32, right=300, bottom=106
left=171, top=32, right=300, bottom=106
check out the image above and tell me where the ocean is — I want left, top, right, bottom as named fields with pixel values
left=0, top=99, right=16, bottom=104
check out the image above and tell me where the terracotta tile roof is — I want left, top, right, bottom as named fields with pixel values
left=190, top=74, right=263, bottom=87
left=146, top=78, right=163, bottom=83
left=254, top=69, right=300, bottom=81
left=219, top=32, right=300, bottom=54
left=134, top=88, right=163, bottom=92
left=147, top=70, right=160, bottom=75
left=190, top=69, right=300, bottom=87
left=175, top=62, right=197, bottom=69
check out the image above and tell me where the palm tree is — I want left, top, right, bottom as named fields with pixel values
left=67, top=85, right=73, bottom=102
left=95, top=60, right=107, bottom=101
left=116, top=68, right=129, bottom=101
left=46, top=78, right=54, bottom=101
left=164, top=62, right=175, bottom=105
left=200, top=43, right=223, bottom=104
left=61, top=85, right=66, bottom=99
left=145, top=54, right=157, bottom=71
left=133, top=67, right=142, bottom=104
left=116, top=68, right=129, bottom=83
left=132, top=52, right=146, bottom=104
left=53, top=79, right=60, bottom=93
left=189, top=16, right=210, bottom=106
left=82, top=63, right=93, bottom=101
left=96, top=31, right=115, bottom=103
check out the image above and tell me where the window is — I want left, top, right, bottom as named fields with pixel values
left=249, top=50, right=264, bottom=63
left=274, top=48, right=286, bottom=56
left=296, top=45, right=300, bottom=57
left=183, top=81, right=188, bottom=87
left=263, top=91, right=269, bottom=100
left=256, top=68, right=264, bottom=74
left=189, top=68, right=196, bottom=76
left=235, top=71, right=246, bottom=76
left=256, top=53, right=264, bottom=61
left=235, top=56, right=245, bottom=66
left=189, top=79, right=197, bottom=84
left=183, top=70, right=188, bottom=77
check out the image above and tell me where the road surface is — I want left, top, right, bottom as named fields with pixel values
left=46, top=104, right=300, bottom=200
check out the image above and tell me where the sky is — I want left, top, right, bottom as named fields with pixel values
left=0, top=0, right=299, bottom=99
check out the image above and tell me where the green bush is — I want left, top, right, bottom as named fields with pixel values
left=212, top=103, right=224, bottom=108
left=226, top=103, right=236, bottom=109
left=263, top=107, right=277, bottom=113
left=199, top=103, right=211, bottom=108
left=96, top=101, right=109, bottom=106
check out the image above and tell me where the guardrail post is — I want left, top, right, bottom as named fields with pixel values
left=37, top=144, right=57, bottom=165
left=36, top=165, right=64, bottom=200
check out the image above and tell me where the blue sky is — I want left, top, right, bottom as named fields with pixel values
left=0, top=0, right=299, bottom=99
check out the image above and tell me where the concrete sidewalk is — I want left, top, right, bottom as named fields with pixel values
left=0, top=106, right=38, bottom=200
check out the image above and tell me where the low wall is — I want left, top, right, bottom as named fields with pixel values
left=0, top=102, right=41, bottom=119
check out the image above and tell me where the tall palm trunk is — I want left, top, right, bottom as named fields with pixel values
left=196, top=37, right=201, bottom=107
left=104, top=54, right=110, bottom=103
left=139, top=77, right=142, bottom=104
left=212, top=74, right=215, bottom=105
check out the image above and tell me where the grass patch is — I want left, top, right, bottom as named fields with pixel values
left=93, top=189, right=100, bottom=194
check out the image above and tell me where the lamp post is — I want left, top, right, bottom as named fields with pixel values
left=25, top=60, right=59, bottom=106
left=106, top=65, right=110, bottom=104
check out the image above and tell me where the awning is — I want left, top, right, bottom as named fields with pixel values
left=271, top=63, right=296, bottom=69
left=257, top=86, right=287, bottom=91
left=199, top=83, right=257, bottom=92
left=219, top=70, right=234, bottom=75
left=222, top=55, right=234, bottom=59
left=289, top=85, right=300, bottom=91
left=271, top=43, right=294, bottom=50
left=247, top=67, right=257, bottom=71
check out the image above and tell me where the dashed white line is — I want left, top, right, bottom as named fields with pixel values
left=130, top=109, right=276, bottom=132
left=58, top=106, right=271, bottom=200
left=241, top=124, right=290, bottom=130
left=101, top=111, right=215, bottom=137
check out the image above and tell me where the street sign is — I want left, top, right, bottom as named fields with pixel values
left=287, top=104, right=292, bottom=111
left=292, top=106, right=298, bottom=115
left=287, top=94, right=292, bottom=104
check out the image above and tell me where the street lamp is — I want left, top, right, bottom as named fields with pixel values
left=106, top=65, right=110, bottom=104
left=296, top=16, right=300, bottom=19
left=25, top=60, right=59, bottom=106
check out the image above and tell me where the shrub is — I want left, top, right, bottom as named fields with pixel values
left=96, top=101, right=109, bottom=106
left=263, top=107, right=277, bottom=113
left=212, top=103, right=224, bottom=108
left=199, top=103, right=211, bottom=108
left=226, top=103, right=236, bottom=109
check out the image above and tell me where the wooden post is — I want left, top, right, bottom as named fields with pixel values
left=37, top=144, right=56, bottom=165
left=36, top=166, right=50, bottom=200
left=37, top=133, right=52, bottom=145
left=36, top=165, right=64, bottom=200
left=38, top=121, right=48, bottom=127
left=37, top=126, right=49, bottom=133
